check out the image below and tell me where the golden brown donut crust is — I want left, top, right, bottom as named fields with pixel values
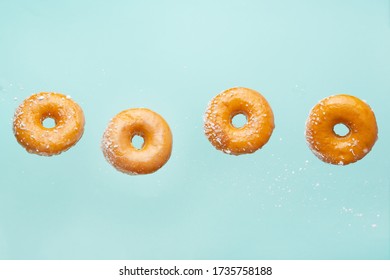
left=13, top=92, right=85, bottom=156
left=204, top=87, right=275, bottom=155
left=306, top=94, right=378, bottom=165
left=101, top=108, right=172, bottom=175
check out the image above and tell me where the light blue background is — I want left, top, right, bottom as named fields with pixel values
left=0, top=0, right=389, bottom=259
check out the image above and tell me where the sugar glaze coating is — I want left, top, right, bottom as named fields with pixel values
left=204, top=87, right=275, bottom=155
left=13, top=92, right=85, bottom=156
left=102, top=108, right=172, bottom=175
left=305, top=94, right=378, bottom=165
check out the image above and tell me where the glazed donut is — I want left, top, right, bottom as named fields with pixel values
left=13, top=92, right=85, bottom=156
left=101, top=108, right=172, bottom=175
left=204, top=87, right=275, bottom=155
left=305, top=94, right=378, bottom=165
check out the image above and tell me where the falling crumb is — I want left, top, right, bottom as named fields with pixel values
left=342, top=207, right=354, bottom=213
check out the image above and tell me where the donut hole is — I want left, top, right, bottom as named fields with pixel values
left=42, top=117, right=56, bottom=128
left=131, top=134, right=145, bottom=150
left=231, top=113, right=247, bottom=128
left=333, top=123, right=350, bottom=137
